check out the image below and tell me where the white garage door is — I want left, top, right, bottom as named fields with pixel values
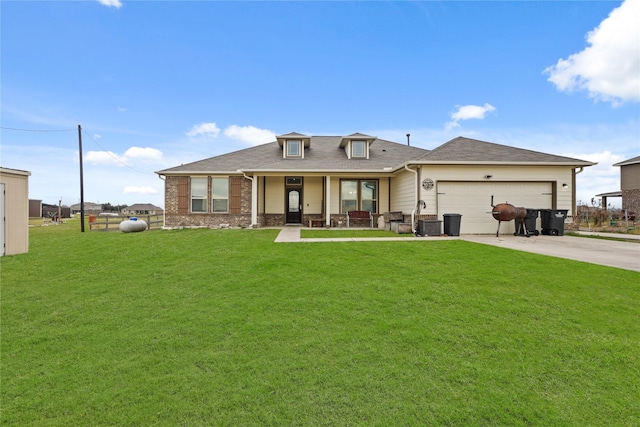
left=437, top=182, right=552, bottom=234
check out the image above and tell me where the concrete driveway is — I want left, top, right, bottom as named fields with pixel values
left=276, top=227, right=640, bottom=272
left=460, top=233, right=640, bottom=272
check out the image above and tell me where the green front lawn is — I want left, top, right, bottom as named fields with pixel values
left=2, top=223, right=639, bottom=425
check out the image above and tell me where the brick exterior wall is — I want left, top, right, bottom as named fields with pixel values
left=622, top=188, right=640, bottom=213
left=164, top=175, right=254, bottom=228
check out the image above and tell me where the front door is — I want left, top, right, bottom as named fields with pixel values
left=286, top=188, right=302, bottom=224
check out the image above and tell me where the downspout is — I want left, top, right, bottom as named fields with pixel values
left=572, top=167, right=584, bottom=221
left=405, top=164, right=419, bottom=233
left=238, top=170, right=257, bottom=227
left=156, top=173, right=166, bottom=229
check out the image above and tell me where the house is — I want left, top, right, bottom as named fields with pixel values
left=122, top=203, right=164, bottom=215
left=156, top=134, right=595, bottom=234
left=0, top=167, right=31, bottom=256
left=613, top=156, right=640, bottom=216
left=69, top=202, right=103, bottom=214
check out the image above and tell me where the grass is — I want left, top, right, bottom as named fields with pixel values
left=2, top=221, right=639, bottom=425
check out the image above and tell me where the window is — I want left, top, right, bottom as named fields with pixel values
left=341, top=180, right=358, bottom=213
left=351, top=140, right=366, bottom=158
left=191, top=177, right=207, bottom=213
left=287, top=140, right=301, bottom=157
left=286, top=177, right=302, bottom=186
left=211, top=177, right=229, bottom=213
left=361, top=180, right=377, bottom=212
left=340, top=179, right=377, bottom=213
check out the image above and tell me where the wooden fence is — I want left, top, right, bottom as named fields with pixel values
left=89, top=215, right=164, bottom=231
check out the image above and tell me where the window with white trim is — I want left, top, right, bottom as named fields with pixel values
left=351, top=140, right=366, bottom=158
left=191, top=177, right=208, bottom=213
left=211, top=177, right=229, bottom=213
left=286, top=140, right=301, bottom=158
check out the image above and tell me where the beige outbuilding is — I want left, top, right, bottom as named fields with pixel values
left=0, top=167, right=31, bottom=256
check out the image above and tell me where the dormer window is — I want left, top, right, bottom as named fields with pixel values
left=287, top=140, right=301, bottom=157
left=340, top=133, right=376, bottom=160
left=276, top=132, right=311, bottom=159
left=351, top=140, right=366, bottom=158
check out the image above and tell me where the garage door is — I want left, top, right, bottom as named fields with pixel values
left=437, top=182, right=552, bottom=234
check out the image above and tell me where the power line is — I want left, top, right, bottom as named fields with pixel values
left=81, top=129, right=152, bottom=176
left=0, top=126, right=75, bottom=132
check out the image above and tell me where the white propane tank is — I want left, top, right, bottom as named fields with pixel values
left=119, top=217, right=148, bottom=233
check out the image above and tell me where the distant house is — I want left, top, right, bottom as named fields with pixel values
left=122, top=203, right=164, bottom=215
left=69, top=202, right=103, bottom=214
left=614, top=156, right=640, bottom=215
left=156, top=133, right=595, bottom=234
left=1, top=167, right=31, bottom=256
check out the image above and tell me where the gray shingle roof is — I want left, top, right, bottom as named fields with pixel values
left=613, top=155, right=640, bottom=167
left=156, top=135, right=595, bottom=175
left=415, top=137, right=595, bottom=165
left=157, top=136, right=431, bottom=174
left=126, top=203, right=163, bottom=211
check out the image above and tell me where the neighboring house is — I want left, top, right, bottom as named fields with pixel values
left=156, top=133, right=595, bottom=234
left=611, top=156, right=640, bottom=215
left=122, top=203, right=164, bottom=215
left=0, top=167, right=31, bottom=256
left=69, top=202, right=103, bottom=214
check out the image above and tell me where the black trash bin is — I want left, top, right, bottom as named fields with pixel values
left=540, top=209, right=568, bottom=236
left=515, top=209, right=539, bottom=236
left=443, top=213, right=462, bottom=236
left=418, top=220, right=442, bottom=236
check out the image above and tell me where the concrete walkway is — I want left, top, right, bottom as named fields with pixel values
left=274, top=228, right=640, bottom=272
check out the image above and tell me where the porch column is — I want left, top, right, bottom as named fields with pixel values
left=251, top=175, right=258, bottom=226
left=325, top=175, right=331, bottom=227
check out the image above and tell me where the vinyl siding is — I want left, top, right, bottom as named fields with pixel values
left=303, top=176, right=323, bottom=214
left=621, top=164, right=640, bottom=191
left=265, top=176, right=285, bottom=214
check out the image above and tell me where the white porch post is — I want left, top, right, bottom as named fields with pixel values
left=251, top=175, right=258, bottom=226
left=325, top=175, right=331, bottom=227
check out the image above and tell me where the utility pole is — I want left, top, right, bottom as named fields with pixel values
left=78, top=125, right=85, bottom=232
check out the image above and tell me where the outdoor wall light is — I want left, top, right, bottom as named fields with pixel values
left=484, top=175, right=493, bottom=179
left=562, top=183, right=569, bottom=188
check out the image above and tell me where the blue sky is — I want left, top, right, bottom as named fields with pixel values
left=1, top=0, right=638, bottom=209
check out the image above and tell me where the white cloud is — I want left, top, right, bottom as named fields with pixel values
left=544, top=0, right=640, bottom=105
left=85, top=147, right=163, bottom=166
left=445, top=103, right=496, bottom=130
left=186, top=122, right=220, bottom=138
left=223, top=125, right=276, bottom=146
left=184, top=122, right=275, bottom=145
left=97, top=0, right=123, bottom=8
left=123, top=186, right=158, bottom=195
left=85, top=150, right=124, bottom=165
left=123, top=147, right=163, bottom=161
